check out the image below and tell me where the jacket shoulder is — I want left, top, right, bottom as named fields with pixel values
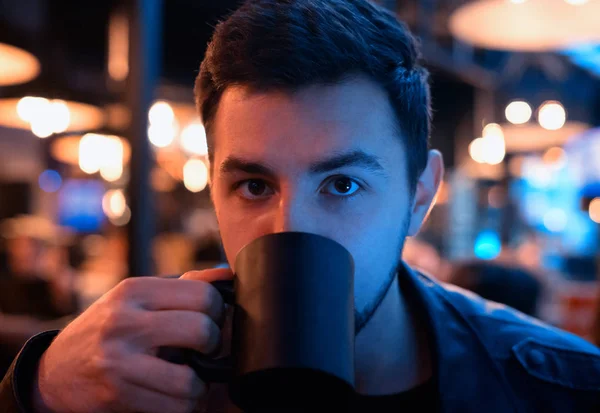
left=438, top=281, right=600, bottom=409
left=438, top=281, right=599, bottom=355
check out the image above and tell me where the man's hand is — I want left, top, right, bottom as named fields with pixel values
left=32, top=268, right=233, bottom=413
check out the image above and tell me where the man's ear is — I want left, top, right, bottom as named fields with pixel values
left=407, top=150, right=444, bottom=237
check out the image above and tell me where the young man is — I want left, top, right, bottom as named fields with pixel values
left=2, top=0, right=600, bottom=411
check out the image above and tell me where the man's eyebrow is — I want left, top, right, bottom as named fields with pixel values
left=309, top=150, right=386, bottom=175
left=218, top=150, right=387, bottom=178
left=219, top=157, right=277, bottom=179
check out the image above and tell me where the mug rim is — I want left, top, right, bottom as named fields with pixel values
left=234, top=231, right=354, bottom=270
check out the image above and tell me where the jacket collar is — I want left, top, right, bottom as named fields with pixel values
left=399, top=262, right=519, bottom=412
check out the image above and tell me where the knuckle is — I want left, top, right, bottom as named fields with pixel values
left=102, top=382, right=120, bottom=406
left=200, top=283, right=223, bottom=318
left=180, top=365, right=197, bottom=386
left=135, top=310, right=155, bottom=339
left=88, top=354, right=128, bottom=410
left=198, top=314, right=220, bottom=353
left=91, top=353, right=118, bottom=381
left=190, top=376, right=208, bottom=401
left=112, top=277, right=142, bottom=300
left=172, top=367, right=198, bottom=397
left=99, top=305, right=127, bottom=337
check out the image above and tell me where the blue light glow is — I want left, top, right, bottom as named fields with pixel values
left=474, top=230, right=502, bottom=260
left=58, top=179, right=105, bottom=233
left=38, top=170, right=62, bottom=193
left=563, top=43, right=600, bottom=76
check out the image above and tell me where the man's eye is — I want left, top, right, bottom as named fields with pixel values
left=321, top=177, right=361, bottom=197
left=236, top=179, right=274, bottom=200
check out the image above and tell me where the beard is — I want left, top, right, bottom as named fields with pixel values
left=353, top=216, right=410, bottom=335
left=354, top=261, right=401, bottom=334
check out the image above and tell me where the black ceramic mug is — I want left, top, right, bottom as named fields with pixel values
left=187, top=231, right=356, bottom=411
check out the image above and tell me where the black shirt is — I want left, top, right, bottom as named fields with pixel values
left=353, top=379, right=438, bottom=412
left=1, top=331, right=440, bottom=413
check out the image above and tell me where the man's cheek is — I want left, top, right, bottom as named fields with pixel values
left=220, top=223, right=262, bottom=268
left=217, top=221, right=243, bottom=266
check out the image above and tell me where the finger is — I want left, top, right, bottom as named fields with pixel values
left=180, top=270, right=234, bottom=325
left=145, top=311, right=221, bottom=355
left=121, top=353, right=206, bottom=400
left=114, top=277, right=225, bottom=322
left=180, top=268, right=233, bottom=283
left=114, top=380, right=197, bottom=413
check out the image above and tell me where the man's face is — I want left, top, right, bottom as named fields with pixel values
left=210, top=77, right=433, bottom=328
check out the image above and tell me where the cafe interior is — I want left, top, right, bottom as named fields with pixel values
left=1, top=0, right=600, bottom=373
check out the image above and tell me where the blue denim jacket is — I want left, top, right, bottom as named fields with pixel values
left=1, top=263, right=600, bottom=412
left=402, top=262, right=600, bottom=412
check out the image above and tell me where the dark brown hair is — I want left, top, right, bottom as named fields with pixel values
left=195, top=0, right=431, bottom=190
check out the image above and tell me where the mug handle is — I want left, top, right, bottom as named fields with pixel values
left=185, top=279, right=235, bottom=383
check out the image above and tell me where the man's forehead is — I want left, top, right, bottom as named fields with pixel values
left=211, top=78, right=403, bottom=169
left=214, top=85, right=354, bottom=141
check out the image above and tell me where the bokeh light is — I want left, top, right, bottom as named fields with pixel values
left=505, top=100, right=532, bottom=125
left=183, top=159, right=209, bottom=193
left=102, top=189, right=127, bottom=220
left=474, top=230, right=502, bottom=260
left=38, top=170, right=62, bottom=193
left=180, top=123, right=208, bottom=156
left=589, top=197, right=600, bottom=223
left=543, top=208, right=568, bottom=232
left=538, top=101, right=566, bottom=131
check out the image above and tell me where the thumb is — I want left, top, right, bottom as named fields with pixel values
left=180, top=267, right=234, bottom=283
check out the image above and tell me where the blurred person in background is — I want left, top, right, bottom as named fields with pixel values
left=447, top=260, right=543, bottom=318
left=402, top=237, right=451, bottom=282
left=72, top=229, right=128, bottom=310
left=0, top=215, right=77, bottom=377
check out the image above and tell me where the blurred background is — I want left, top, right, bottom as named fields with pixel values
left=2, top=0, right=600, bottom=374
